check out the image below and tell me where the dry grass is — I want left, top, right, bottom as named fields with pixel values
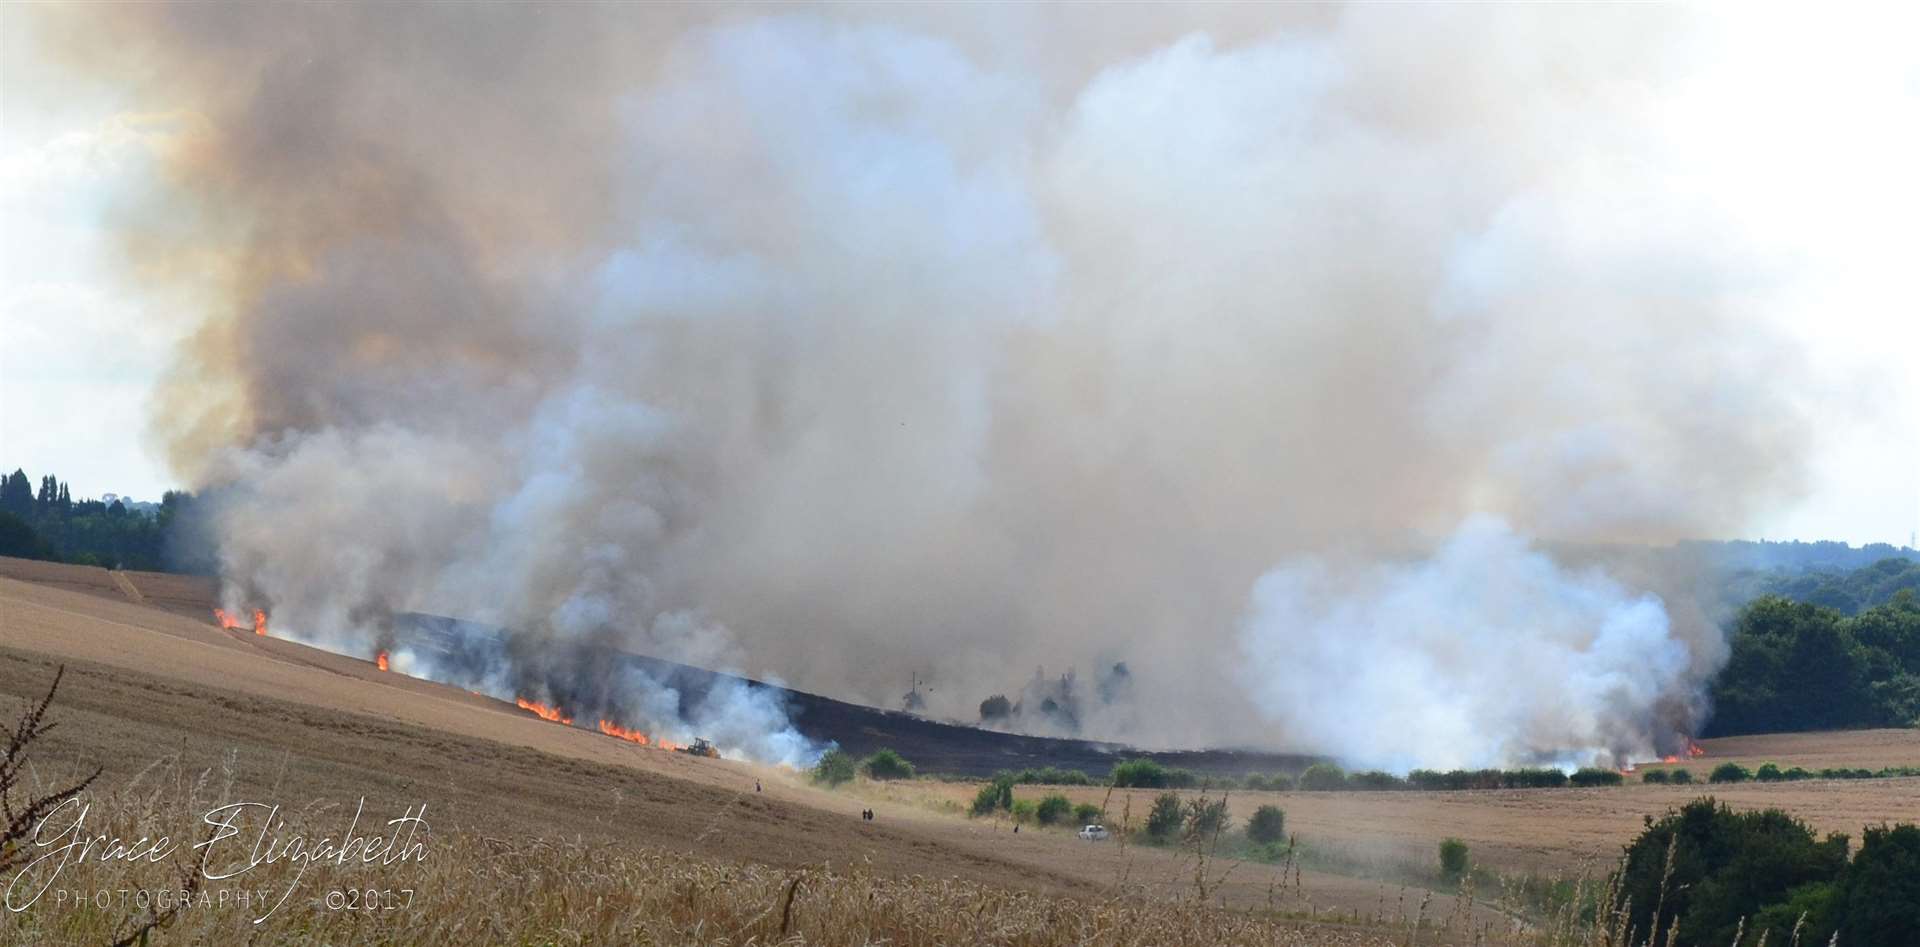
left=0, top=754, right=1491, bottom=947
left=1, top=758, right=1793, bottom=947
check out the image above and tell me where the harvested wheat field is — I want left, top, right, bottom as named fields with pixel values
left=902, top=728, right=1920, bottom=879
left=0, top=567, right=1530, bottom=945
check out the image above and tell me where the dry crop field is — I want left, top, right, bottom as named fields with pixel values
left=1, top=558, right=1914, bottom=945
left=0, top=563, right=1510, bottom=944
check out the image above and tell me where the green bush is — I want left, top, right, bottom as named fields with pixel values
left=1246, top=805, right=1286, bottom=845
left=1183, top=796, right=1230, bottom=839
left=1669, top=768, right=1694, bottom=784
left=1110, top=758, right=1168, bottom=788
left=1297, top=763, right=1347, bottom=791
left=1618, top=798, right=1850, bottom=946
left=1709, top=762, right=1752, bottom=783
left=1108, top=758, right=1196, bottom=788
left=969, top=777, right=1014, bottom=817
left=1348, top=770, right=1404, bottom=790
left=1833, top=823, right=1920, bottom=945
left=811, top=749, right=856, bottom=786
left=1145, top=792, right=1183, bottom=841
left=1569, top=768, right=1624, bottom=787
left=1263, top=772, right=1295, bottom=791
left=1241, top=774, right=1269, bottom=791
left=1439, top=838, right=1469, bottom=880
left=1755, top=762, right=1785, bottom=782
left=1504, top=768, right=1570, bottom=789
left=1000, top=766, right=1094, bottom=786
left=1251, top=840, right=1292, bottom=864
left=1034, top=793, right=1073, bottom=825
left=1072, top=802, right=1101, bottom=825
left=860, top=748, right=915, bottom=781
left=1642, top=769, right=1672, bottom=784
left=1009, top=799, right=1037, bottom=824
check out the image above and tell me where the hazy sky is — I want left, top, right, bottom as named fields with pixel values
left=2, top=6, right=1915, bottom=546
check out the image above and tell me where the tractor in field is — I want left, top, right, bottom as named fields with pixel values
left=677, top=737, right=719, bottom=758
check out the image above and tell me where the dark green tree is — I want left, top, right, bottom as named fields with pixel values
left=1832, top=823, right=1920, bottom=945
left=0, top=470, right=31, bottom=518
left=1617, top=799, right=1849, bottom=946
left=0, top=513, right=55, bottom=561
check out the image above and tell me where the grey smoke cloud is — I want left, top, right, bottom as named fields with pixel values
left=49, top=3, right=1819, bottom=764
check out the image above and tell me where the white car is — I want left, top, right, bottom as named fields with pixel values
left=1077, top=825, right=1110, bottom=841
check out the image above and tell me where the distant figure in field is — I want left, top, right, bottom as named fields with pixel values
left=755, top=780, right=761, bottom=793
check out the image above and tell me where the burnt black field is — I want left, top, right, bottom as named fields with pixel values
left=394, top=612, right=1319, bottom=779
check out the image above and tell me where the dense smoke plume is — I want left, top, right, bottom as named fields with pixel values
left=42, top=4, right=1825, bottom=766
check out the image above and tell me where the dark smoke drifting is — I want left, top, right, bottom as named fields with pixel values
left=42, top=4, right=1821, bottom=767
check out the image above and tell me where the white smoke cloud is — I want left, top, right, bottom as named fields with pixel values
left=1238, top=517, right=1692, bottom=770
left=43, top=4, right=1866, bottom=765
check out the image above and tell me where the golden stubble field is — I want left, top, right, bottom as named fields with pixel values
left=0, top=555, right=1915, bottom=944
left=0, top=561, right=1503, bottom=942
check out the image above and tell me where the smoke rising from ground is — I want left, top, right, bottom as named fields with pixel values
left=41, top=5, right=1829, bottom=764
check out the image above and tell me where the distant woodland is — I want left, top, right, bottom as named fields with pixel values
left=0, top=467, right=213, bottom=573
left=1706, top=558, right=1920, bottom=736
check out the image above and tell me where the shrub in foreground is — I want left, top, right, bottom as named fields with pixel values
left=1000, top=766, right=1095, bottom=786
left=1569, top=768, right=1623, bottom=788
left=1034, top=793, right=1073, bottom=826
left=1246, top=805, right=1286, bottom=845
left=1109, top=758, right=1197, bottom=789
left=1618, top=798, right=1849, bottom=946
left=1297, top=763, right=1347, bottom=791
left=1709, top=762, right=1752, bottom=784
left=1438, top=838, right=1469, bottom=880
left=861, top=748, right=915, bottom=781
left=1183, top=796, right=1230, bottom=839
left=1145, top=792, right=1183, bottom=841
left=812, top=749, right=856, bottom=786
left=970, top=776, right=1014, bottom=817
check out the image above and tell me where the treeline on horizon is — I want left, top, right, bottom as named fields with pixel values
left=0, top=467, right=214, bottom=573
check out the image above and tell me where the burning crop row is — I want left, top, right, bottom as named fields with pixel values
left=518, top=700, right=690, bottom=752
left=516, top=696, right=573, bottom=725
left=215, top=607, right=712, bottom=757
left=212, top=607, right=269, bottom=636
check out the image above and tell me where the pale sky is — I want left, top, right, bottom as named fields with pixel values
left=1, top=7, right=1915, bottom=545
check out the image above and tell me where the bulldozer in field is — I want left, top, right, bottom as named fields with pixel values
left=676, top=737, right=719, bottom=759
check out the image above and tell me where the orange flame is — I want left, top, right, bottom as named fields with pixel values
left=252, top=609, right=268, bottom=636
left=597, top=719, right=650, bottom=746
left=656, top=737, right=685, bottom=752
left=212, top=608, right=239, bottom=630
left=1662, top=755, right=1680, bottom=764
left=516, top=697, right=573, bottom=725
left=1686, top=739, right=1706, bottom=758
left=376, top=651, right=390, bottom=672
